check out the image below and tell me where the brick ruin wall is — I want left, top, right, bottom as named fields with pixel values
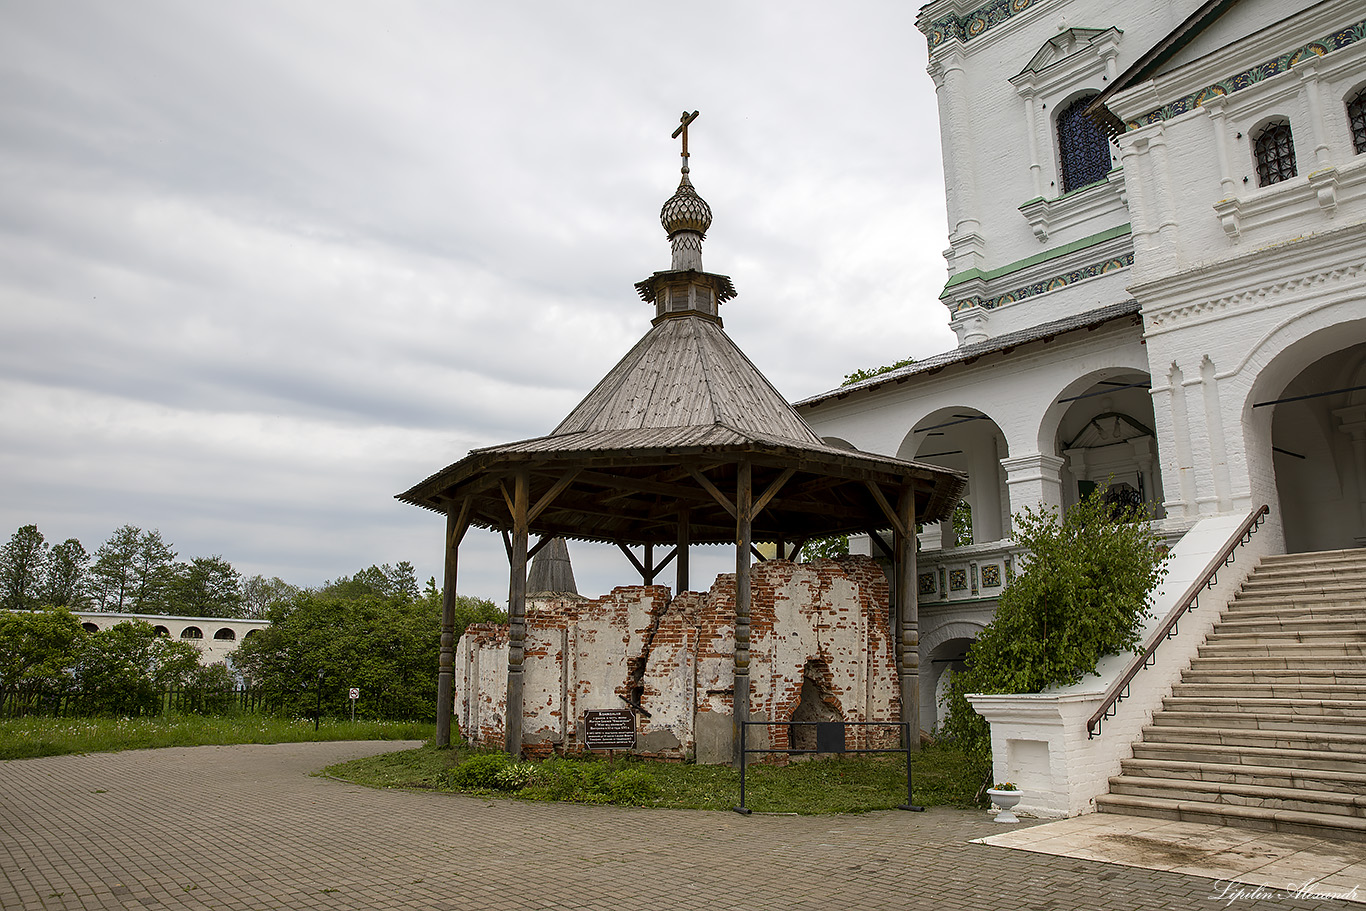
left=453, top=556, right=899, bottom=761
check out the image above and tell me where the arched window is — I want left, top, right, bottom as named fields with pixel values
left=213, top=627, right=236, bottom=641
left=1056, top=94, right=1112, bottom=193
left=81, top=622, right=99, bottom=633
left=153, top=625, right=170, bottom=637
left=1253, top=120, right=1297, bottom=186
left=180, top=626, right=203, bottom=640
left=1348, top=89, right=1366, bottom=154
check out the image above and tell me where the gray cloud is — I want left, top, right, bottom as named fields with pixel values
left=0, top=1, right=956, bottom=601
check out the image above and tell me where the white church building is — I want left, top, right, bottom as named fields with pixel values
left=797, top=0, right=1366, bottom=832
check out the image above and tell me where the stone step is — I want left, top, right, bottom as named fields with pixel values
left=1131, top=740, right=1366, bottom=774
left=1106, top=775, right=1366, bottom=817
left=1210, top=616, right=1366, bottom=636
left=1150, top=710, right=1366, bottom=734
left=1095, top=793, right=1366, bottom=842
left=1261, top=549, right=1366, bottom=568
left=1140, top=724, right=1366, bottom=754
left=1161, top=696, right=1366, bottom=719
left=1172, top=681, right=1366, bottom=700
left=1187, top=654, right=1366, bottom=671
left=1180, top=670, right=1366, bottom=687
left=1196, top=641, right=1366, bottom=658
left=1223, top=599, right=1365, bottom=617
left=1119, top=757, right=1366, bottom=794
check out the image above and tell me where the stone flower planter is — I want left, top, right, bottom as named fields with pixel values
left=986, top=787, right=1023, bottom=823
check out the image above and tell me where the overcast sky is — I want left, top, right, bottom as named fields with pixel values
left=0, top=1, right=957, bottom=604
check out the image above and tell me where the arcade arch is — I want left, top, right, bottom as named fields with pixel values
left=1045, top=368, right=1163, bottom=516
left=900, top=408, right=1009, bottom=546
left=1266, top=341, right=1366, bottom=552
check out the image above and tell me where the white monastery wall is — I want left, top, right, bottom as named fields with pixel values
left=74, top=611, right=266, bottom=666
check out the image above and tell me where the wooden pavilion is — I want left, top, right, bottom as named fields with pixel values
left=398, top=113, right=965, bottom=759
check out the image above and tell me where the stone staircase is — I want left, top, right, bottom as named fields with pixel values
left=1096, top=547, right=1366, bottom=841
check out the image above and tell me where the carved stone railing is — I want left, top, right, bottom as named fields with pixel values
left=1085, top=504, right=1270, bottom=738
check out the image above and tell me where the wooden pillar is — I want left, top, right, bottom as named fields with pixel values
left=436, top=499, right=472, bottom=748
left=644, top=543, right=655, bottom=585
left=676, top=508, right=690, bottom=594
left=734, top=461, right=753, bottom=766
left=896, top=487, right=921, bottom=751
left=505, top=469, right=529, bottom=757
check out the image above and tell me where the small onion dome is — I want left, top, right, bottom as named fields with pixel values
left=660, top=171, right=712, bottom=238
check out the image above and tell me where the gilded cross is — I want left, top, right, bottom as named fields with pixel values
left=672, top=110, right=700, bottom=159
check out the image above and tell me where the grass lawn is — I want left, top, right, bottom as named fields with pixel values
left=0, top=715, right=434, bottom=760
left=326, top=741, right=990, bottom=814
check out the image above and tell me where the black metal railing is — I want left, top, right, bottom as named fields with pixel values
left=1086, top=504, right=1269, bottom=738
left=733, top=720, right=925, bottom=815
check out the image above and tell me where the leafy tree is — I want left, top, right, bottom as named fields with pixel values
left=90, top=526, right=178, bottom=613
left=800, top=536, right=849, bottom=560
left=71, top=619, right=201, bottom=715
left=0, top=607, right=85, bottom=707
left=841, top=356, right=916, bottom=387
left=90, top=525, right=141, bottom=611
left=130, top=529, right=177, bottom=613
left=40, top=538, right=90, bottom=609
left=233, top=569, right=501, bottom=721
left=0, top=525, right=50, bottom=611
left=169, top=556, right=244, bottom=618
left=241, top=574, right=300, bottom=619
left=941, top=492, right=1168, bottom=757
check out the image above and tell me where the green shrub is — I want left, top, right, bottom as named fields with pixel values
left=448, top=752, right=511, bottom=790
left=493, top=761, right=535, bottom=791
left=942, top=491, right=1168, bottom=758
left=606, top=767, right=657, bottom=805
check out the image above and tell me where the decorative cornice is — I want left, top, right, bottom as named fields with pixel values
left=1144, top=259, right=1366, bottom=332
left=1126, top=19, right=1366, bottom=131
left=923, top=0, right=1044, bottom=51
left=950, top=252, right=1133, bottom=312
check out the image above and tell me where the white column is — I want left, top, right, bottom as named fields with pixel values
left=1000, top=453, right=1066, bottom=516
left=969, top=434, right=1004, bottom=542
left=1296, top=59, right=1332, bottom=168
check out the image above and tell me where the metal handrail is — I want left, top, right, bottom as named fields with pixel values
left=1086, top=504, right=1270, bottom=738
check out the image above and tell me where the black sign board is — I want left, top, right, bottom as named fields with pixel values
left=583, top=709, right=636, bottom=750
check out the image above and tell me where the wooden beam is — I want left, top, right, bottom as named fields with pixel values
left=499, top=480, right=515, bottom=518
left=527, top=469, right=583, bottom=524
left=677, top=508, right=690, bottom=594
left=436, top=497, right=473, bottom=748
left=614, top=541, right=649, bottom=579
left=689, top=466, right=738, bottom=519
left=866, top=529, right=894, bottom=559
left=863, top=481, right=908, bottom=539
left=733, top=460, right=753, bottom=766
left=752, top=466, right=796, bottom=516
left=505, top=469, right=529, bottom=757
left=896, top=486, right=920, bottom=752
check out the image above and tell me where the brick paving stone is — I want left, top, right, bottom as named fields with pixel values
left=0, top=741, right=1355, bottom=910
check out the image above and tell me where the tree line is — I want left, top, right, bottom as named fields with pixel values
left=0, top=523, right=297, bottom=618
left=2, top=537, right=506, bottom=720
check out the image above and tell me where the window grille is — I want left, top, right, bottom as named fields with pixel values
left=1349, top=90, right=1366, bottom=155
left=1056, top=94, right=1113, bottom=193
left=1253, top=121, right=1297, bottom=186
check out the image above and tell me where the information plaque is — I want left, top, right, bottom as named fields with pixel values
left=583, top=709, right=636, bottom=750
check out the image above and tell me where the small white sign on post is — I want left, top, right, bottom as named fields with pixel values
left=348, top=687, right=359, bottom=721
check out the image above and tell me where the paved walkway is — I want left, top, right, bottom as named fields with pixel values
left=0, top=741, right=1360, bottom=910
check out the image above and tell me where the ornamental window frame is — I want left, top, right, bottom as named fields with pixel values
left=1055, top=91, right=1116, bottom=193
left=1251, top=118, right=1297, bottom=186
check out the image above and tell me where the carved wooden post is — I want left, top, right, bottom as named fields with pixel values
left=437, top=499, right=472, bottom=748
left=734, top=460, right=753, bottom=766
left=896, top=487, right=921, bottom=751
left=505, top=469, right=530, bottom=757
left=677, top=508, right=690, bottom=594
